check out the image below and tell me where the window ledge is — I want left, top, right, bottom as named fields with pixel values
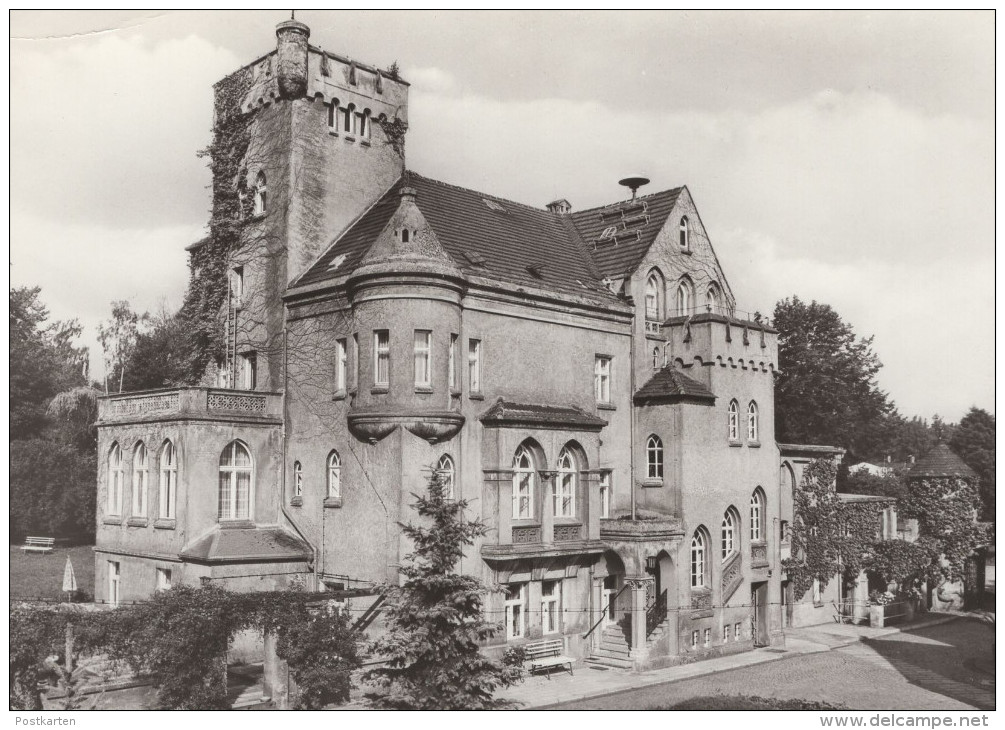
left=219, top=519, right=255, bottom=529
left=361, top=140, right=371, bottom=147
left=748, top=441, right=761, bottom=448
left=469, top=392, right=485, bottom=401
left=641, top=478, right=664, bottom=488
left=371, top=385, right=389, bottom=395
left=290, top=497, right=303, bottom=507
left=344, top=135, right=356, bottom=142
left=813, top=601, right=825, bottom=608
left=153, top=518, right=176, bottom=530
left=645, top=332, right=664, bottom=342
left=332, top=390, right=347, bottom=402
left=680, top=248, right=693, bottom=256
left=449, top=387, right=462, bottom=397
left=324, top=497, right=343, bottom=509
left=329, top=130, right=339, bottom=137
left=103, top=516, right=122, bottom=526
left=596, top=402, right=616, bottom=411
left=414, top=386, right=434, bottom=394
left=728, top=440, right=743, bottom=448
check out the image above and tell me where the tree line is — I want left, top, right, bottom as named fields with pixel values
left=773, top=296, right=994, bottom=519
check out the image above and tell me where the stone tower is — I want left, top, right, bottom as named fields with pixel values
left=206, top=17, right=410, bottom=391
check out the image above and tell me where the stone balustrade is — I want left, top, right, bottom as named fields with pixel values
left=98, top=387, right=282, bottom=423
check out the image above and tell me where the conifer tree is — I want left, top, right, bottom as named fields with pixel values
left=365, top=469, right=523, bottom=709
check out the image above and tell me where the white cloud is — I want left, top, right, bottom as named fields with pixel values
left=10, top=33, right=240, bottom=227
left=403, top=66, right=458, bottom=95
left=718, top=228, right=994, bottom=420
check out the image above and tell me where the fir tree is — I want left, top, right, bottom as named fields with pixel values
left=365, top=469, right=523, bottom=709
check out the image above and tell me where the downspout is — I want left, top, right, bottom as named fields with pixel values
left=278, top=324, right=318, bottom=589
left=629, top=296, right=637, bottom=521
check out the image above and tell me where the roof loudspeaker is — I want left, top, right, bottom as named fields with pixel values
left=618, top=175, right=650, bottom=201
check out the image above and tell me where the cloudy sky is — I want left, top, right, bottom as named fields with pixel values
left=10, top=10, right=994, bottom=421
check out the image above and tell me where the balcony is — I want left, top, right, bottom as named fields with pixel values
left=481, top=522, right=604, bottom=562
left=98, top=387, right=283, bottom=425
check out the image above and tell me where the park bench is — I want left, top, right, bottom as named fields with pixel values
left=21, top=536, right=55, bottom=554
left=523, top=639, right=574, bottom=679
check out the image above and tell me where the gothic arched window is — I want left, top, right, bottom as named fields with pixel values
left=747, top=401, right=759, bottom=442
left=107, top=443, right=123, bottom=516
left=691, top=528, right=708, bottom=588
left=646, top=434, right=663, bottom=480
left=219, top=441, right=252, bottom=521
left=512, top=445, right=536, bottom=520
left=722, top=507, right=740, bottom=559
left=645, top=271, right=663, bottom=321
left=437, top=454, right=455, bottom=499
left=750, top=488, right=766, bottom=542
left=555, top=448, right=577, bottom=518
left=254, top=171, right=267, bottom=216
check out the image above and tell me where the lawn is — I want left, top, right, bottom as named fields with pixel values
left=10, top=544, right=95, bottom=601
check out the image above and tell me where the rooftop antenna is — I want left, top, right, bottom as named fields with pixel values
left=618, top=175, right=650, bottom=201
left=291, top=10, right=296, bottom=20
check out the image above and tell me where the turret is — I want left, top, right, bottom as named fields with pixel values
left=275, top=18, right=310, bottom=99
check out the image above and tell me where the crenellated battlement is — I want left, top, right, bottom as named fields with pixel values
left=663, top=312, right=778, bottom=373
left=234, top=39, right=408, bottom=118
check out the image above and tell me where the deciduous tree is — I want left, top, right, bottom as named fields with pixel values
left=773, top=297, right=893, bottom=457
left=949, top=407, right=995, bottom=520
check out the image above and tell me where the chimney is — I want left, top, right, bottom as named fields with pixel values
left=275, top=17, right=310, bottom=99
left=546, top=199, right=571, bottom=215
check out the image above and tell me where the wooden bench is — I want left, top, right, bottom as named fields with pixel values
left=21, top=536, right=55, bottom=554
left=523, top=639, right=573, bottom=679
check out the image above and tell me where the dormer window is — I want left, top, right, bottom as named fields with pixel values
left=600, top=226, right=617, bottom=240
left=400, top=229, right=411, bottom=243
left=679, top=216, right=690, bottom=250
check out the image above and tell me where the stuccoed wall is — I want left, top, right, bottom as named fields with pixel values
left=95, top=411, right=284, bottom=602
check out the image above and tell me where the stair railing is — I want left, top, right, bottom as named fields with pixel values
left=645, top=589, right=668, bottom=636
left=352, top=591, right=386, bottom=632
left=583, top=584, right=629, bottom=641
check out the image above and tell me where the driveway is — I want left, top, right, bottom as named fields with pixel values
left=553, top=618, right=995, bottom=710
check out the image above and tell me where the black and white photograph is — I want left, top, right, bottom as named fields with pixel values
left=9, top=9, right=995, bottom=716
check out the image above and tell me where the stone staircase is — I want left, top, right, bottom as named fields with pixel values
left=585, top=625, right=633, bottom=670
left=586, top=619, right=672, bottom=671
left=227, top=663, right=271, bottom=709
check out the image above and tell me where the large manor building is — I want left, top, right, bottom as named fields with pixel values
left=94, top=17, right=853, bottom=669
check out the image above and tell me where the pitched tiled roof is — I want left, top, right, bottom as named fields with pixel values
left=295, top=173, right=620, bottom=304
left=569, top=187, right=683, bottom=279
left=634, top=367, right=716, bottom=405
left=907, top=443, right=978, bottom=480
left=479, top=398, right=607, bottom=431
left=180, top=526, right=312, bottom=564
